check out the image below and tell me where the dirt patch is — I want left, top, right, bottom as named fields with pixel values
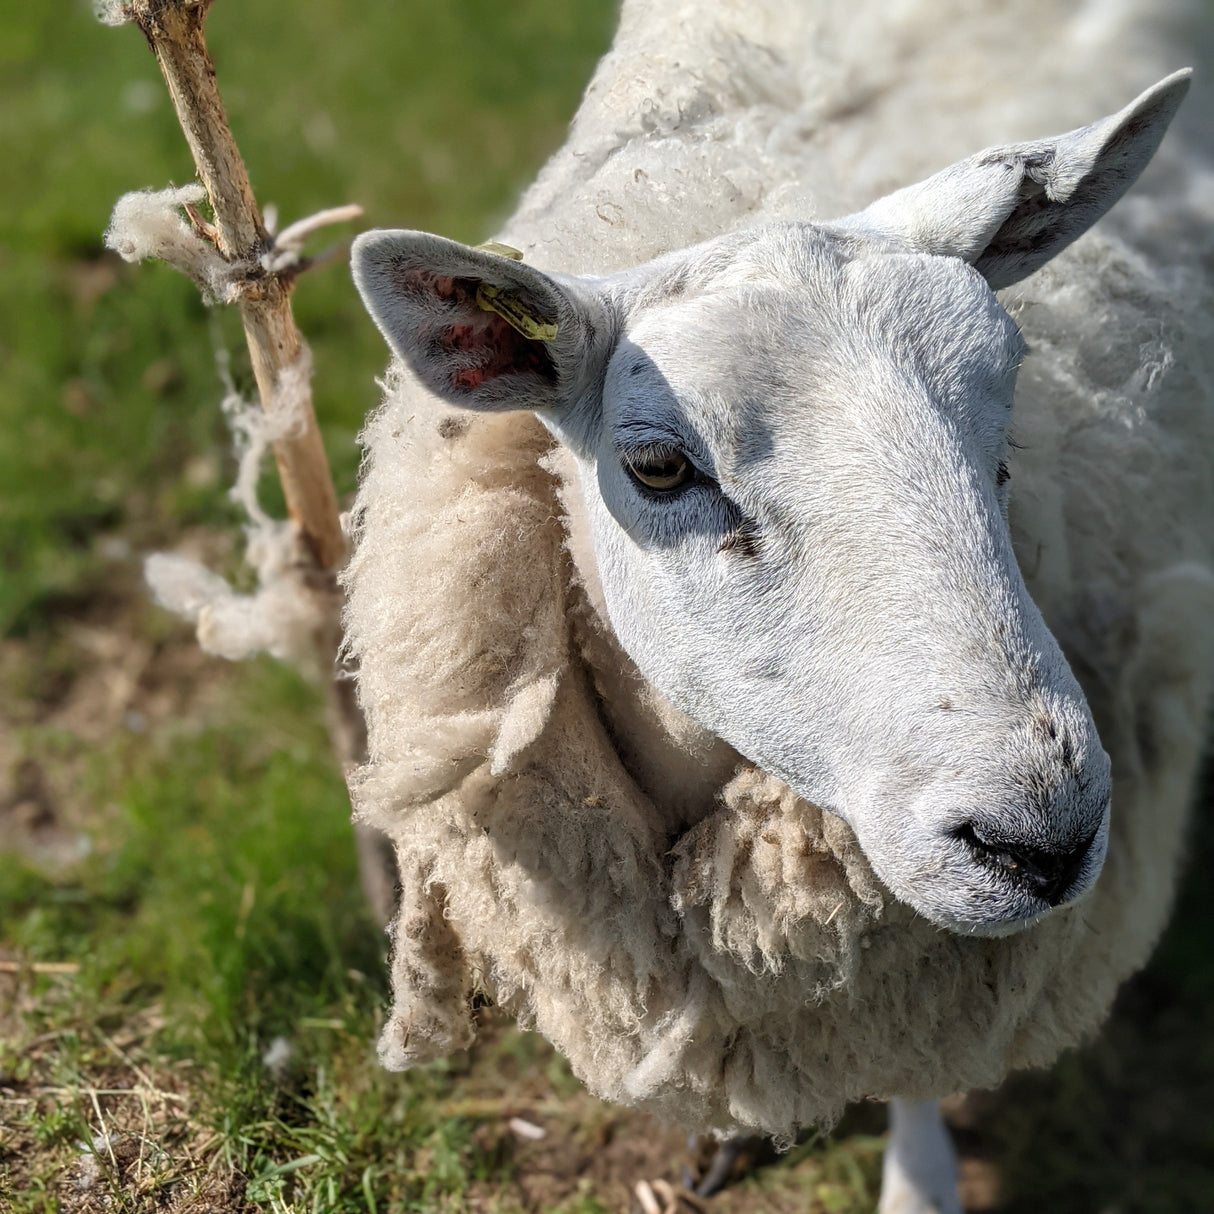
left=0, top=535, right=241, bottom=870
left=61, top=1138, right=254, bottom=1214
left=467, top=1104, right=692, bottom=1212
left=0, top=961, right=250, bottom=1214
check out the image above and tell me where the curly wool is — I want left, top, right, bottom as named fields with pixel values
left=342, top=0, right=1214, bottom=1138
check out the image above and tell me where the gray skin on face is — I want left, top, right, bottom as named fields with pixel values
left=350, top=72, right=1189, bottom=936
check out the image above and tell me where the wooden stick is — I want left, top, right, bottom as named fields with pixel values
left=111, top=1, right=393, bottom=922
left=125, top=0, right=344, bottom=572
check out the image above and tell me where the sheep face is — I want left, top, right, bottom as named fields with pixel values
left=581, top=233, right=1111, bottom=936
left=352, top=72, right=1188, bottom=936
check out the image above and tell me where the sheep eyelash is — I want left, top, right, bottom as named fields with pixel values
left=622, top=439, right=686, bottom=465
left=614, top=416, right=715, bottom=469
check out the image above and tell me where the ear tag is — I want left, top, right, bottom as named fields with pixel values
left=474, top=241, right=525, bottom=261
left=475, top=282, right=560, bottom=343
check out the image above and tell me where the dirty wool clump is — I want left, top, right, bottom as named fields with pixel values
left=343, top=0, right=1214, bottom=1138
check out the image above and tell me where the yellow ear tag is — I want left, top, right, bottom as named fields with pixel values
left=472, top=242, right=559, bottom=341
left=475, top=281, right=560, bottom=343
left=474, top=241, right=525, bottom=261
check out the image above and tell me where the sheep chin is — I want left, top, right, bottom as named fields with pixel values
left=936, top=909, right=1052, bottom=940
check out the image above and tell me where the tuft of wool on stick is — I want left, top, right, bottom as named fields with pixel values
left=93, top=1, right=131, bottom=27
left=221, top=343, right=313, bottom=527
left=105, top=185, right=240, bottom=304
left=145, top=343, right=327, bottom=665
left=145, top=526, right=322, bottom=665
left=105, top=180, right=341, bottom=666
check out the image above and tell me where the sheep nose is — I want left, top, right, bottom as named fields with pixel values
left=955, top=821, right=1098, bottom=906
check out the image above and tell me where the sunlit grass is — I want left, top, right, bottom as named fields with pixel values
left=2, top=2, right=1213, bottom=1212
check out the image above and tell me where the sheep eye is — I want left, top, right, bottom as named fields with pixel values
left=996, top=460, right=1010, bottom=487
left=624, top=448, right=693, bottom=492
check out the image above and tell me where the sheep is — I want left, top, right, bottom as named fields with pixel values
left=341, top=0, right=1214, bottom=1209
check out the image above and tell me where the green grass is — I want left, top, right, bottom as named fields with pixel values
left=3, top=665, right=366, bottom=1018
left=1, top=2, right=1213, bottom=1212
left=0, top=0, right=619, bottom=635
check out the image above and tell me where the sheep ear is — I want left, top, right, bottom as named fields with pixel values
left=834, top=70, right=1191, bottom=289
left=351, top=230, right=613, bottom=413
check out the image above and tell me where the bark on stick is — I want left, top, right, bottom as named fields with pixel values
left=126, top=0, right=345, bottom=572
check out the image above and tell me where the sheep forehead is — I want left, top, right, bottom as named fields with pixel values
left=608, top=242, right=1024, bottom=482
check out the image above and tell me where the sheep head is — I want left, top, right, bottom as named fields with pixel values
left=352, top=71, right=1188, bottom=936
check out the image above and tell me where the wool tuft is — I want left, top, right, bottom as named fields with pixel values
left=223, top=344, right=313, bottom=527
left=93, top=1, right=130, bottom=27
left=145, top=524, right=321, bottom=664
left=105, top=185, right=240, bottom=305
left=146, top=344, right=327, bottom=665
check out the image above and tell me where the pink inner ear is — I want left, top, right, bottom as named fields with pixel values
left=443, top=312, right=554, bottom=390
left=397, top=265, right=557, bottom=394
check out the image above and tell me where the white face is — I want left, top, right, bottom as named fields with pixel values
left=351, top=72, right=1187, bottom=935
left=569, top=231, right=1110, bottom=935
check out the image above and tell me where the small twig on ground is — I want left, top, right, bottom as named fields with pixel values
left=507, top=1116, right=547, bottom=1141
left=652, top=1178, right=709, bottom=1213
left=88, top=1087, right=122, bottom=1176
left=0, top=961, right=80, bottom=974
left=636, top=1176, right=706, bottom=1214
left=635, top=1179, right=663, bottom=1214
left=37, top=1086, right=188, bottom=1104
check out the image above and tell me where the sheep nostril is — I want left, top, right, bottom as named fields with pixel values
left=954, top=821, right=1098, bottom=906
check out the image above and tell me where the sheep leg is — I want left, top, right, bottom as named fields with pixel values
left=878, top=1098, right=962, bottom=1214
left=688, top=1133, right=771, bottom=1196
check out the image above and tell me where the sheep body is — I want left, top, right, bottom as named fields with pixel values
left=343, top=0, right=1214, bottom=1137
